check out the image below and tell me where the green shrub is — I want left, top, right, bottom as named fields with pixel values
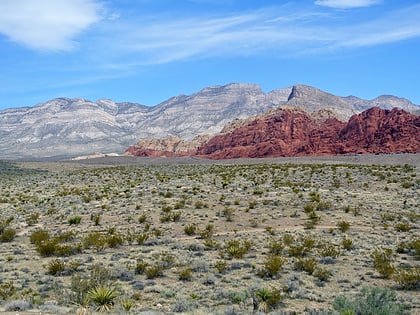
left=0, top=281, right=15, bottom=301
left=68, top=216, right=82, bottom=225
left=30, top=229, right=50, bottom=245
left=120, top=298, right=134, bottom=312
left=337, top=221, right=351, bottom=233
left=47, top=259, right=66, bottom=276
left=136, top=233, right=149, bottom=245
left=394, top=222, right=412, bottom=232
left=0, top=227, right=16, bottom=242
left=342, top=237, right=354, bottom=250
left=294, top=257, right=317, bottom=275
left=135, top=260, right=148, bottom=275
left=318, top=242, right=340, bottom=258
left=178, top=267, right=192, bottom=281
left=223, top=239, right=253, bottom=259
left=184, top=224, right=197, bottom=236
left=333, top=287, right=409, bottom=315
left=106, top=234, right=123, bottom=248
left=258, top=255, right=286, bottom=278
left=393, top=267, right=420, bottom=290
left=371, top=248, right=395, bottom=279
left=313, top=266, right=332, bottom=282
left=255, top=287, right=283, bottom=312
left=268, top=239, right=284, bottom=255
left=145, top=264, right=164, bottom=279
left=214, top=260, right=228, bottom=274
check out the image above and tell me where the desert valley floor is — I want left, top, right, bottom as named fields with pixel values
left=0, top=154, right=419, bottom=314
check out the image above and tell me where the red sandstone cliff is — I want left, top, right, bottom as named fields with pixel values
left=126, top=107, right=420, bottom=159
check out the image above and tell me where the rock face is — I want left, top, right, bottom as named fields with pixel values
left=196, top=107, right=420, bottom=159
left=127, top=107, right=420, bottom=159
left=1, top=83, right=419, bottom=159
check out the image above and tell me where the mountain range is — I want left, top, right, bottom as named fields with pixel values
left=0, top=83, right=419, bottom=160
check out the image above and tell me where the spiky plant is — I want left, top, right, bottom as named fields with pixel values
left=88, top=285, right=117, bottom=312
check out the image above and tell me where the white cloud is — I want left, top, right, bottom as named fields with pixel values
left=100, top=3, right=420, bottom=65
left=315, top=0, right=381, bottom=9
left=0, top=0, right=103, bottom=51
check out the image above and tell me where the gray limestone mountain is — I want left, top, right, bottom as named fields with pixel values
left=0, top=83, right=418, bottom=159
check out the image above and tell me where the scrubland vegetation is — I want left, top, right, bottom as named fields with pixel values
left=0, top=157, right=418, bottom=314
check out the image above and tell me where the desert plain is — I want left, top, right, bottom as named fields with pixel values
left=0, top=154, right=419, bottom=314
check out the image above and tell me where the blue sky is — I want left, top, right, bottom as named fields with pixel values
left=0, top=0, right=419, bottom=110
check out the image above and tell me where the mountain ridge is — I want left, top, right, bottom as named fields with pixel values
left=0, top=83, right=419, bottom=159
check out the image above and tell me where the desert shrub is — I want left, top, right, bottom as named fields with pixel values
left=318, top=242, right=340, bottom=258
left=394, top=222, right=412, bottom=232
left=4, top=300, right=32, bottom=312
left=398, top=238, right=420, bottom=259
left=0, top=281, right=15, bottom=300
left=145, top=264, right=164, bottom=279
left=26, top=212, right=40, bottom=226
left=171, top=297, right=197, bottom=313
left=88, top=285, right=117, bottom=312
left=135, top=260, right=148, bottom=275
left=333, top=286, right=409, bottom=315
left=288, top=244, right=308, bottom=258
left=313, top=266, right=332, bottom=282
left=316, top=200, right=333, bottom=211
left=371, top=248, right=395, bottom=279
left=136, top=232, right=149, bottom=245
left=178, top=267, right=192, bottom=281
left=258, top=255, right=286, bottom=278
left=303, top=202, right=315, bottom=213
left=309, top=191, right=320, bottom=203
left=0, top=216, right=13, bottom=233
left=36, top=239, right=59, bottom=257
left=138, top=213, right=148, bottom=223
left=91, top=214, right=101, bottom=226
left=106, top=234, right=124, bottom=248
left=393, top=267, right=420, bottom=290
left=199, top=223, right=215, bottom=239
left=184, top=224, right=197, bottom=236
left=83, top=232, right=107, bottom=250
left=68, top=216, right=82, bottom=225
left=337, top=221, right=351, bottom=233
left=120, top=298, right=134, bottom=312
left=255, top=287, right=283, bottom=312
left=268, top=239, right=284, bottom=255
left=214, top=260, right=228, bottom=274
left=29, top=229, right=50, bottom=245
left=0, top=227, right=16, bottom=242
left=47, top=259, right=66, bottom=276
left=223, top=239, right=253, bottom=259
left=342, top=237, right=354, bottom=250
left=294, top=257, right=317, bottom=275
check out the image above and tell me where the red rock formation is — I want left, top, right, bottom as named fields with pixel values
left=339, top=107, right=420, bottom=154
left=126, top=107, right=420, bottom=159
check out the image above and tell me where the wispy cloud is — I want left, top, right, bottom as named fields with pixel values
left=99, top=3, right=420, bottom=65
left=314, top=0, right=382, bottom=9
left=0, top=0, right=103, bottom=51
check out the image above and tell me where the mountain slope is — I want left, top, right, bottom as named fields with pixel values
left=0, top=83, right=419, bottom=159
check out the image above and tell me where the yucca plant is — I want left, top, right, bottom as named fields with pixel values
left=120, top=298, right=135, bottom=313
left=88, top=285, right=117, bottom=312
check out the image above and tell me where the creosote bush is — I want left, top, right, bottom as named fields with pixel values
left=370, top=248, right=395, bottom=279
left=258, top=254, right=286, bottom=278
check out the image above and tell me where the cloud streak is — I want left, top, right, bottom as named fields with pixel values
left=99, top=3, right=420, bottom=65
left=314, top=0, right=382, bottom=9
left=0, top=0, right=103, bottom=51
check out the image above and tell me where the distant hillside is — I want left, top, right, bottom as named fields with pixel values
left=0, top=83, right=419, bottom=159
